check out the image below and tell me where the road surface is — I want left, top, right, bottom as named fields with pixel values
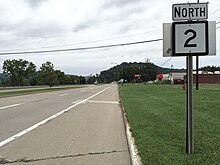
left=0, top=84, right=131, bottom=165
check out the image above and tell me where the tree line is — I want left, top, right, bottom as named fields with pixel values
left=2, top=59, right=219, bottom=87
left=98, top=63, right=220, bottom=84
left=199, top=65, right=220, bottom=73
left=1, top=59, right=87, bottom=87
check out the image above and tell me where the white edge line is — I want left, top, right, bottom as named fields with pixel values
left=0, top=103, right=24, bottom=110
left=0, top=86, right=112, bottom=147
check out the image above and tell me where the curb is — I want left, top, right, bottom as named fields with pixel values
left=120, top=99, right=142, bottom=165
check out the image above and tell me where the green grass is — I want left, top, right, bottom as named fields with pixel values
left=0, top=86, right=81, bottom=98
left=119, top=84, right=220, bottom=165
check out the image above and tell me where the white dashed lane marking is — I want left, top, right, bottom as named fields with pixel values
left=0, top=103, right=24, bottom=110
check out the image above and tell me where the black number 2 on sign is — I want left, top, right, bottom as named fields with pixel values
left=173, top=21, right=208, bottom=56
left=184, top=29, right=197, bottom=48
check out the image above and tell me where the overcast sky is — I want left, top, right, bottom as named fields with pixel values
left=0, top=0, right=219, bottom=75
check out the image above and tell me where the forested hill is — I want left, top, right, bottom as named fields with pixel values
left=99, top=62, right=185, bottom=83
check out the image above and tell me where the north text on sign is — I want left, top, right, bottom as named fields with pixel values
left=172, top=3, right=208, bottom=21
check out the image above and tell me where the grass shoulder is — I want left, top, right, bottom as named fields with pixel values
left=0, top=86, right=82, bottom=98
left=119, top=84, right=220, bottom=165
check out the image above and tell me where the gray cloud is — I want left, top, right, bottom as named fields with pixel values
left=0, top=19, right=63, bottom=40
left=72, top=19, right=98, bottom=32
left=102, top=0, right=144, bottom=8
left=16, top=22, right=63, bottom=39
left=24, top=0, right=46, bottom=8
left=105, top=4, right=145, bottom=21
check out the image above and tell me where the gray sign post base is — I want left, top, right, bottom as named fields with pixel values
left=186, top=56, right=194, bottom=154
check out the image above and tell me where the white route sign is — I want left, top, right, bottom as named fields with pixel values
left=173, top=21, right=208, bottom=56
left=172, top=3, right=208, bottom=21
left=163, top=21, right=216, bottom=57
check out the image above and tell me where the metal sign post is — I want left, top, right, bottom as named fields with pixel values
left=186, top=56, right=194, bottom=154
left=196, top=56, right=199, bottom=90
left=196, top=0, right=200, bottom=91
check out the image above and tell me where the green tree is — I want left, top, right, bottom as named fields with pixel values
left=200, top=65, right=220, bottom=74
left=3, top=59, right=36, bottom=86
left=79, top=76, right=86, bottom=84
left=37, top=61, right=57, bottom=88
left=87, top=75, right=97, bottom=84
left=55, top=70, right=65, bottom=85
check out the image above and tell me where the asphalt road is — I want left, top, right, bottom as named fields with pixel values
left=0, top=84, right=131, bottom=165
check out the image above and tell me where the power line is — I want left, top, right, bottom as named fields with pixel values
left=0, top=30, right=160, bottom=52
left=0, top=39, right=162, bottom=56
left=160, top=57, right=172, bottom=67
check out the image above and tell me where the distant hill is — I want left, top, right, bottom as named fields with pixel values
left=99, top=62, right=186, bottom=83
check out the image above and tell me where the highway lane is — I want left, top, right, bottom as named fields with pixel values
left=0, top=84, right=131, bottom=165
left=0, top=84, right=108, bottom=142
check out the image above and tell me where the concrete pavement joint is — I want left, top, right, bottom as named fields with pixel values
left=71, top=100, right=84, bottom=104
left=59, top=93, right=69, bottom=97
left=87, top=100, right=120, bottom=104
left=0, top=150, right=128, bottom=164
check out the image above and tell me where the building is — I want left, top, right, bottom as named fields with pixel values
left=171, top=73, right=186, bottom=84
left=192, top=74, right=220, bottom=84
left=156, top=73, right=186, bottom=84
left=183, top=71, right=220, bottom=84
left=157, top=71, right=220, bottom=84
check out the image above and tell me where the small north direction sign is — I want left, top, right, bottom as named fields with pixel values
left=172, top=3, right=208, bottom=21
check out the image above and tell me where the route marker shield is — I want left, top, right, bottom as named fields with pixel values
left=173, top=21, right=208, bottom=56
